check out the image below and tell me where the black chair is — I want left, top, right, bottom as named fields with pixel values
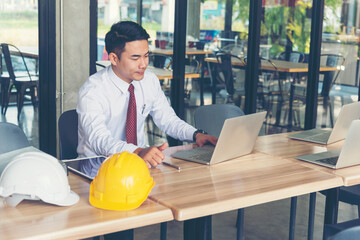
left=215, top=52, right=246, bottom=106
left=149, top=53, right=172, bottom=69
left=219, top=43, right=245, bottom=56
left=58, top=109, right=78, bottom=160
left=184, top=57, right=200, bottom=104
left=0, top=43, right=39, bottom=118
left=277, top=51, right=305, bottom=63
left=257, top=57, right=287, bottom=133
left=0, top=122, right=30, bottom=154
left=319, top=54, right=345, bottom=128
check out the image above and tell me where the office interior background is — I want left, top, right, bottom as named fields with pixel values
left=1, top=0, right=360, bottom=156
left=1, top=1, right=360, bottom=239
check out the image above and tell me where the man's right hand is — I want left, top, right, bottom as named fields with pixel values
left=134, top=143, right=168, bottom=168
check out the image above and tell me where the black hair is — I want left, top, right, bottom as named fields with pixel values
left=105, top=21, right=150, bottom=59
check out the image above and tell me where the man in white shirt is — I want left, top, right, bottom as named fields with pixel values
left=77, top=21, right=217, bottom=173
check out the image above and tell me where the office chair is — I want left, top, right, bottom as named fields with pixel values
left=194, top=103, right=245, bottom=240
left=1, top=43, right=39, bottom=119
left=194, top=103, right=244, bottom=138
left=0, top=122, right=30, bottom=154
left=58, top=109, right=78, bottom=160
left=323, top=219, right=360, bottom=240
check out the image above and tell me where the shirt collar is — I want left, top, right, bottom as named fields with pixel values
left=107, top=66, right=141, bottom=93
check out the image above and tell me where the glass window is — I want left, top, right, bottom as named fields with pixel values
left=0, top=0, right=39, bottom=148
left=259, top=0, right=313, bottom=134
left=320, top=0, right=359, bottom=128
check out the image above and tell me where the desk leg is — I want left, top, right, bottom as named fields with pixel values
left=161, top=222, right=167, bottom=240
left=289, top=197, right=297, bottom=240
left=236, top=208, right=245, bottom=240
left=323, top=188, right=339, bottom=239
left=307, top=192, right=316, bottom=240
left=184, top=216, right=212, bottom=240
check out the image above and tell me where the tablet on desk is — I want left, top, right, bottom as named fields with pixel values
left=63, top=156, right=106, bottom=181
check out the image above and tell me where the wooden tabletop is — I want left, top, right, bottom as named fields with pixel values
left=255, top=133, right=360, bottom=186
left=96, top=62, right=200, bottom=80
left=151, top=48, right=212, bottom=56
left=205, top=57, right=338, bottom=73
left=0, top=173, right=173, bottom=240
left=149, top=145, right=342, bottom=221
left=147, top=66, right=200, bottom=80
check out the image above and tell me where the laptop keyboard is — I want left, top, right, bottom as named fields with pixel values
left=306, top=131, right=332, bottom=142
left=191, top=151, right=214, bottom=162
left=317, top=156, right=339, bottom=166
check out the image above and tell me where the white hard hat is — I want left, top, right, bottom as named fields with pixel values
left=0, top=151, right=79, bottom=207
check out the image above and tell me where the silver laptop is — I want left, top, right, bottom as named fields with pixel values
left=63, top=156, right=106, bottom=181
left=171, top=111, right=266, bottom=165
left=296, top=120, right=360, bottom=169
left=289, top=101, right=360, bottom=144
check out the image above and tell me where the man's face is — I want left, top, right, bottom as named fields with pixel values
left=109, top=40, right=149, bottom=83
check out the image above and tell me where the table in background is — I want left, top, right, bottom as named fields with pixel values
left=204, top=57, right=338, bottom=128
left=151, top=48, right=212, bottom=105
left=0, top=172, right=173, bottom=240
left=150, top=47, right=212, bottom=56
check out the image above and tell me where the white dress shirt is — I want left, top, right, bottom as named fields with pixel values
left=77, top=66, right=196, bottom=158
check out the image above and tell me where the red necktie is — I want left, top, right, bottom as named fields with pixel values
left=126, top=84, right=137, bottom=145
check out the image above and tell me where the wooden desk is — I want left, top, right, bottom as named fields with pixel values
left=204, top=57, right=338, bottom=73
left=149, top=145, right=342, bottom=221
left=255, top=132, right=360, bottom=187
left=0, top=173, right=173, bottom=240
left=254, top=132, right=360, bottom=230
left=151, top=48, right=212, bottom=56
left=95, top=62, right=200, bottom=80
left=148, top=66, right=200, bottom=80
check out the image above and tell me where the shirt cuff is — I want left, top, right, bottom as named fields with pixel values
left=116, top=144, right=139, bottom=154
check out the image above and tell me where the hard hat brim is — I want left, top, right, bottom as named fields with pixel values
left=45, top=190, right=79, bottom=207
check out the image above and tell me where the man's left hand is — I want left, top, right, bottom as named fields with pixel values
left=195, top=133, right=217, bottom=147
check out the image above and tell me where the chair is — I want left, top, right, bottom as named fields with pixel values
left=219, top=43, right=245, bottom=57
left=194, top=104, right=245, bottom=240
left=96, top=62, right=106, bottom=71
left=214, top=52, right=246, bottom=106
left=319, top=54, right=345, bottom=128
left=149, top=53, right=172, bottom=69
left=324, top=219, right=360, bottom=240
left=184, top=57, right=200, bottom=104
left=1, top=43, right=39, bottom=118
left=194, top=104, right=244, bottom=138
left=0, top=122, right=30, bottom=154
left=58, top=109, right=78, bottom=160
left=277, top=51, right=305, bottom=63
left=257, top=57, right=287, bottom=133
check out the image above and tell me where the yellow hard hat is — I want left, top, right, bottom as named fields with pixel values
left=89, top=151, right=155, bottom=211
